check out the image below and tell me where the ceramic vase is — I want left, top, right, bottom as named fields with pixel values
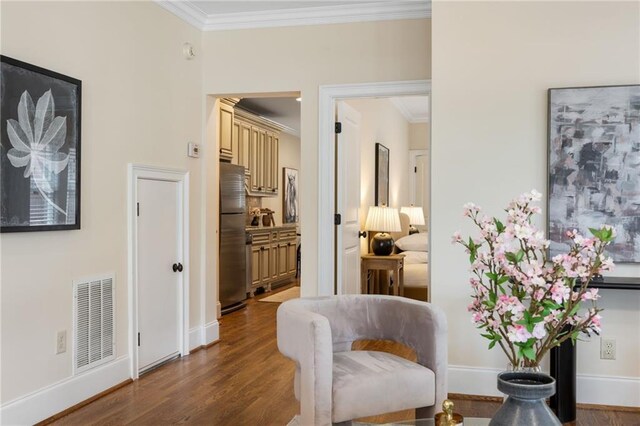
left=489, top=371, right=561, bottom=426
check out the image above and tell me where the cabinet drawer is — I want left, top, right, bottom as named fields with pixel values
left=279, top=229, right=297, bottom=240
left=251, top=232, right=270, bottom=245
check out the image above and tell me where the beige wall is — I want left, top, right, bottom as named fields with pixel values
left=431, top=1, right=640, bottom=403
left=409, top=122, right=429, bottom=150
left=0, top=1, right=203, bottom=403
left=346, top=98, right=411, bottom=253
left=202, top=19, right=431, bottom=297
left=262, top=132, right=301, bottom=226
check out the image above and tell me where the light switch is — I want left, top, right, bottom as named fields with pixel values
left=188, top=142, right=200, bottom=158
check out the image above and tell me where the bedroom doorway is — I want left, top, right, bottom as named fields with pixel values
left=322, top=81, right=431, bottom=299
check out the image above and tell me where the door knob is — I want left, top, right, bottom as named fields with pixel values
left=172, top=263, right=183, bottom=272
left=359, top=231, right=368, bottom=238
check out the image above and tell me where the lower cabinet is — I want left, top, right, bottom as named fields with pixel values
left=248, top=227, right=297, bottom=296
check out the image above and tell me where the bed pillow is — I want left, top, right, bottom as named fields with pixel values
left=402, top=251, right=428, bottom=264
left=395, top=232, right=428, bottom=252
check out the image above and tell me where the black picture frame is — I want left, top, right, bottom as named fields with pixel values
left=1, top=55, right=81, bottom=232
left=547, top=84, right=640, bottom=263
left=375, top=142, right=389, bottom=206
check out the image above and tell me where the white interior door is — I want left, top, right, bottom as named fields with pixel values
left=137, top=178, right=181, bottom=373
left=415, top=154, right=429, bottom=218
left=336, top=101, right=362, bottom=295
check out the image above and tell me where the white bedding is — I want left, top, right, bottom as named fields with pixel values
left=402, top=250, right=428, bottom=264
left=404, top=263, right=428, bottom=288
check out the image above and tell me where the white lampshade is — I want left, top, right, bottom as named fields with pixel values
left=400, top=205, right=426, bottom=226
left=365, top=206, right=401, bottom=233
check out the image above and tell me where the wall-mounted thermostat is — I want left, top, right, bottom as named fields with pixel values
left=188, top=142, right=200, bottom=158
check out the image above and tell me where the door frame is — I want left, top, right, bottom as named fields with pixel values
left=127, top=163, right=190, bottom=379
left=318, top=80, right=431, bottom=296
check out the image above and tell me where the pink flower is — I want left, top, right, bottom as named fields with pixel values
left=581, top=288, right=599, bottom=301
left=532, top=322, right=547, bottom=339
left=533, top=288, right=545, bottom=301
left=550, top=282, right=570, bottom=304
left=452, top=231, right=463, bottom=244
left=507, top=325, right=532, bottom=343
left=463, top=202, right=481, bottom=217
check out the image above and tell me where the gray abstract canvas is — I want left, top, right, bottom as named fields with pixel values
left=548, top=85, right=640, bottom=262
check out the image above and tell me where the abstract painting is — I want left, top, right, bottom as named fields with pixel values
left=1, top=56, right=81, bottom=232
left=283, top=167, right=298, bottom=223
left=548, top=85, right=640, bottom=262
left=375, top=143, right=389, bottom=206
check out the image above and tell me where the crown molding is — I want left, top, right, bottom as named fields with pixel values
left=154, top=1, right=431, bottom=32
left=390, top=97, right=429, bottom=123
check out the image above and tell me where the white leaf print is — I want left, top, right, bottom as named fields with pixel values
left=5, top=89, right=71, bottom=216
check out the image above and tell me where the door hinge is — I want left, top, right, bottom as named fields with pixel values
left=334, top=213, right=342, bottom=225
left=137, top=202, right=140, bottom=217
left=138, top=332, right=141, bottom=346
left=335, top=122, right=342, bottom=134
left=414, top=166, right=417, bottom=173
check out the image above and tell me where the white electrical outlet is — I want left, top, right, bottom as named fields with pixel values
left=56, top=330, right=67, bottom=355
left=600, top=338, right=616, bottom=360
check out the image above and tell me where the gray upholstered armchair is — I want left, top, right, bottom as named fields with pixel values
left=277, top=295, right=448, bottom=425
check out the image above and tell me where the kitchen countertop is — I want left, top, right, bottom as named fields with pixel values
left=246, top=224, right=297, bottom=232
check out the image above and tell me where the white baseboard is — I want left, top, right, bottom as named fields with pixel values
left=204, top=320, right=219, bottom=345
left=448, top=364, right=640, bottom=407
left=187, top=321, right=219, bottom=351
left=0, top=355, right=130, bottom=425
left=188, top=326, right=203, bottom=351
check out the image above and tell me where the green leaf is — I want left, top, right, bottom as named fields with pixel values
left=568, top=302, right=581, bottom=317
left=589, top=227, right=602, bottom=239
left=488, top=340, right=497, bottom=350
left=497, top=275, right=510, bottom=285
left=485, top=272, right=499, bottom=282
left=522, top=346, right=536, bottom=361
left=494, top=219, right=505, bottom=233
left=516, top=250, right=525, bottom=262
left=505, top=252, right=517, bottom=263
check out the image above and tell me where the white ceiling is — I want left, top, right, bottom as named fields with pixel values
left=236, top=95, right=428, bottom=138
left=155, top=0, right=431, bottom=31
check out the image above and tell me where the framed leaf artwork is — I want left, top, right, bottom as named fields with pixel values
left=375, top=143, right=389, bottom=206
left=1, top=56, right=81, bottom=232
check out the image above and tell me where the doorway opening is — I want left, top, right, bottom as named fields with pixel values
left=318, top=80, right=431, bottom=299
left=205, top=92, right=302, bottom=321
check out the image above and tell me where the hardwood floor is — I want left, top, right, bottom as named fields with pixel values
left=50, top=285, right=640, bottom=425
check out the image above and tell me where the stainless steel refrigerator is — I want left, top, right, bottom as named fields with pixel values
left=219, top=162, right=247, bottom=314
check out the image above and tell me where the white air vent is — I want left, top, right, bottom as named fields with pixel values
left=73, top=274, right=115, bottom=374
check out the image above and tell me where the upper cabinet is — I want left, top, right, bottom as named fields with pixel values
left=220, top=102, right=282, bottom=197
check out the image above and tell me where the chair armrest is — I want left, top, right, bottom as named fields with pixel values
left=277, top=302, right=334, bottom=426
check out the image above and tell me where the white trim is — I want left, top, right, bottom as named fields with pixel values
left=127, top=164, right=190, bottom=379
left=0, top=356, right=130, bottom=425
left=154, top=1, right=431, bottom=32
left=318, top=80, right=431, bottom=296
left=448, top=365, right=640, bottom=407
left=188, top=326, right=203, bottom=351
left=204, top=320, right=220, bottom=345
left=390, top=98, right=430, bottom=123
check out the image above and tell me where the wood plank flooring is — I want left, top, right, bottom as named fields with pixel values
left=50, top=285, right=640, bottom=425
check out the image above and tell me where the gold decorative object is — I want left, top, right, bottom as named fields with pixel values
left=435, top=399, right=464, bottom=425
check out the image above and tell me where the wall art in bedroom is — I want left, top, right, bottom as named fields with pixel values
left=283, top=167, right=298, bottom=224
left=0, top=56, right=81, bottom=232
left=548, top=84, right=640, bottom=262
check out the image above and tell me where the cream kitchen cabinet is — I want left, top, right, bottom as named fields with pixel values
left=218, top=99, right=235, bottom=162
left=247, top=226, right=297, bottom=296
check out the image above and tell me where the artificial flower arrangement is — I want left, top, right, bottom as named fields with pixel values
left=249, top=207, right=262, bottom=217
left=452, top=190, right=615, bottom=369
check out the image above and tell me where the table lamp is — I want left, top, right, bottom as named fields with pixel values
left=400, top=205, right=425, bottom=235
left=365, top=205, right=401, bottom=255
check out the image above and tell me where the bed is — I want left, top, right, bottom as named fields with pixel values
left=392, top=213, right=429, bottom=301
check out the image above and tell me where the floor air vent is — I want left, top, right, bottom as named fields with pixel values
left=74, top=274, right=115, bottom=374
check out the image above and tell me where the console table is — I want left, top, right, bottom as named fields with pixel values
left=550, top=276, right=640, bottom=422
